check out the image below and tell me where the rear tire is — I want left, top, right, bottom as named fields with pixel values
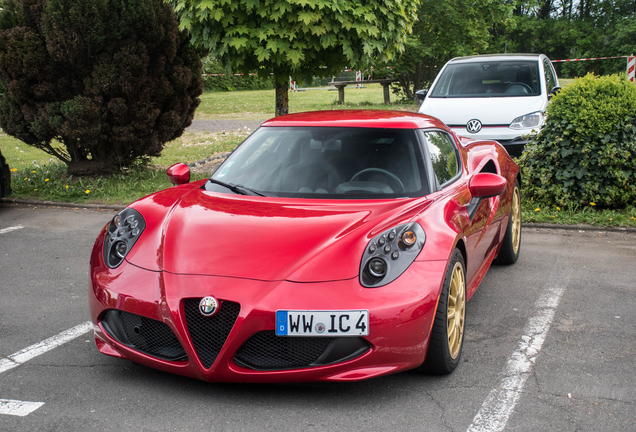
left=494, top=180, right=521, bottom=265
left=419, top=249, right=466, bottom=375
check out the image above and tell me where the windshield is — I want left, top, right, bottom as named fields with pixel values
left=430, top=60, right=541, bottom=98
left=205, top=126, right=429, bottom=199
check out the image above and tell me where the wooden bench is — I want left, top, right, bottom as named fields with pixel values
left=327, top=79, right=399, bottom=105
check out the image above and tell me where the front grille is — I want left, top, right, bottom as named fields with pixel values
left=235, top=331, right=332, bottom=370
left=100, top=310, right=187, bottom=361
left=184, top=299, right=241, bottom=369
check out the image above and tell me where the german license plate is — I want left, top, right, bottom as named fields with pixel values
left=275, top=310, right=369, bottom=336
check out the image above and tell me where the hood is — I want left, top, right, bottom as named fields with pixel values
left=420, top=96, right=545, bottom=125
left=126, top=186, right=428, bottom=282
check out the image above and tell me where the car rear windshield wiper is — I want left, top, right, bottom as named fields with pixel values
left=208, top=179, right=268, bottom=197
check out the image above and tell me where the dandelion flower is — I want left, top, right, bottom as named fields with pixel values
left=85, top=190, right=90, bottom=194
left=10, top=168, right=17, bottom=172
left=534, top=208, right=540, bottom=212
left=45, top=178, right=49, bottom=182
left=32, top=170, right=36, bottom=173
left=24, top=178, right=27, bottom=181
left=590, top=202, right=596, bottom=206
left=556, top=207, right=560, bottom=211
left=34, top=188, right=38, bottom=191
left=66, top=185, right=69, bottom=189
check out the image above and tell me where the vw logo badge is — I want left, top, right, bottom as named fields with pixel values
left=466, top=119, right=482, bottom=133
left=199, top=296, right=219, bottom=317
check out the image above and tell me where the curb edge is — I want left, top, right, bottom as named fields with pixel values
left=2, top=197, right=635, bottom=232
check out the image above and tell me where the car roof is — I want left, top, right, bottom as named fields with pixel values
left=448, top=54, right=545, bottom=63
left=261, top=110, right=448, bottom=130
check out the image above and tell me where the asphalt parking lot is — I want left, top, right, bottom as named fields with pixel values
left=1, top=203, right=635, bottom=431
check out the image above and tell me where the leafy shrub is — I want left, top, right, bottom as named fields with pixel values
left=518, top=74, right=636, bottom=208
left=202, top=56, right=274, bottom=92
left=0, top=0, right=202, bottom=176
left=201, top=55, right=333, bottom=91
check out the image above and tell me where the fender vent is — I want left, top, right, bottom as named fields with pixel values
left=100, top=310, right=187, bottom=361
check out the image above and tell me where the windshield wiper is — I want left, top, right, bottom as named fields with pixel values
left=208, top=179, right=267, bottom=197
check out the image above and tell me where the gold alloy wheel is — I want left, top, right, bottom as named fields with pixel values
left=447, top=261, right=466, bottom=360
left=511, top=186, right=521, bottom=254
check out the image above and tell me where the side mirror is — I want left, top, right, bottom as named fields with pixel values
left=548, top=86, right=561, bottom=100
left=415, top=89, right=428, bottom=102
left=166, top=163, right=190, bottom=186
left=469, top=173, right=507, bottom=198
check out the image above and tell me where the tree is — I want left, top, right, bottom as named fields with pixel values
left=0, top=0, right=203, bottom=176
left=609, top=16, right=636, bottom=64
left=388, top=0, right=513, bottom=101
left=168, top=0, right=419, bottom=116
left=497, top=0, right=636, bottom=78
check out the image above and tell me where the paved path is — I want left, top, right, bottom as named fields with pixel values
left=187, top=119, right=266, bottom=133
left=1, top=204, right=635, bottom=431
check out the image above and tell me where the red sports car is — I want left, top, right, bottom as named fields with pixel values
left=89, top=110, right=521, bottom=382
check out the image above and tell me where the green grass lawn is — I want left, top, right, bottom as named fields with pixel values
left=522, top=201, right=635, bottom=228
left=195, top=83, right=416, bottom=120
left=558, top=78, right=575, bottom=87
left=1, top=129, right=253, bottom=205
left=1, top=85, right=418, bottom=205
left=2, top=83, right=634, bottom=227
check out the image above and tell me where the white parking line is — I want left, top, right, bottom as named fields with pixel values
left=467, top=261, right=571, bottom=432
left=0, top=399, right=45, bottom=417
left=0, top=225, right=23, bottom=235
left=0, top=321, right=92, bottom=374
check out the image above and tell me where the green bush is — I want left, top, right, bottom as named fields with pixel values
left=518, top=74, right=636, bottom=208
left=0, top=0, right=202, bottom=176
left=202, top=56, right=274, bottom=92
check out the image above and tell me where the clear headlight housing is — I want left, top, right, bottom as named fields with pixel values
left=103, top=208, right=146, bottom=268
left=359, top=223, right=426, bottom=288
left=509, top=111, right=544, bottom=130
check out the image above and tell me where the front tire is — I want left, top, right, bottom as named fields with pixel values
left=494, top=180, right=521, bottom=265
left=420, top=248, right=466, bottom=375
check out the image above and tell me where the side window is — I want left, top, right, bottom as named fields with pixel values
left=424, top=131, right=459, bottom=186
left=543, top=59, right=556, bottom=94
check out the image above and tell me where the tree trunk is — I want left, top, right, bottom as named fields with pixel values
left=67, top=159, right=114, bottom=177
left=275, top=76, right=289, bottom=117
left=539, top=0, right=553, bottom=20
left=412, top=62, right=422, bottom=102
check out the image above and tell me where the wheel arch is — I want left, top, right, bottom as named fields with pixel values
left=454, top=238, right=467, bottom=273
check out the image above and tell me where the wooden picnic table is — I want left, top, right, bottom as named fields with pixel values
left=328, top=79, right=399, bottom=105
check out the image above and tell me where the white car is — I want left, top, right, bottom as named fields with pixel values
left=417, top=54, right=560, bottom=157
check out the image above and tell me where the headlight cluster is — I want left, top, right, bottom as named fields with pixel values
left=103, top=208, right=146, bottom=268
left=360, top=223, right=426, bottom=288
left=509, top=111, right=544, bottom=130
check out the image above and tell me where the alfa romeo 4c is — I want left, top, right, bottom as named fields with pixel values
left=89, top=110, right=521, bottom=383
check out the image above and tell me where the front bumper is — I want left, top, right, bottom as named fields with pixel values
left=489, top=137, right=530, bottom=158
left=450, top=126, right=535, bottom=158
left=89, top=255, right=446, bottom=383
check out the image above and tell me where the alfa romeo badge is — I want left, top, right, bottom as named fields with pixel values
left=199, top=296, right=219, bottom=317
